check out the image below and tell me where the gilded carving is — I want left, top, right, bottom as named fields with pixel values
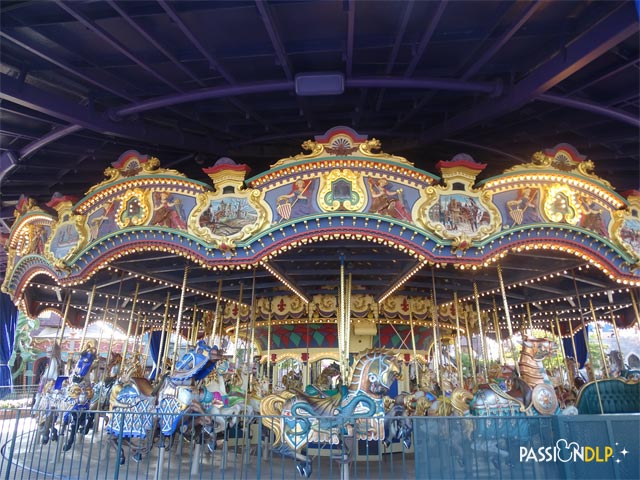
left=542, top=184, right=580, bottom=225
left=45, top=206, right=88, bottom=270
left=318, top=169, right=367, bottom=212
left=115, top=189, right=152, bottom=228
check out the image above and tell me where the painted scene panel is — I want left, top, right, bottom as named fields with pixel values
left=198, top=197, right=258, bottom=236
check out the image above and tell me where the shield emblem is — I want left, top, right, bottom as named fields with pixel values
left=511, top=207, right=524, bottom=225
left=277, top=201, right=292, bottom=220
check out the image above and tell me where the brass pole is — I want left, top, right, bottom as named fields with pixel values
left=211, top=279, right=223, bottom=345
left=492, top=297, right=505, bottom=365
left=568, top=318, right=579, bottom=370
left=141, top=315, right=152, bottom=369
left=172, top=266, right=190, bottom=370
left=453, top=292, right=464, bottom=388
left=409, top=303, right=419, bottom=388
left=79, top=284, right=97, bottom=349
left=95, top=305, right=106, bottom=378
left=190, top=306, right=198, bottom=345
left=104, top=276, right=124, bottom=372
left=430, top=268, right=441, bottom=386
left=609, top=306, right=624, bottom=362
left=464, top=313, right=477, bottom=385
left=526, top=303, right=534, bottom=335
left=473, top=282, right=488, bottom=381
left=497, top=264, right=520, bottom=377
left=554, top=315, right=571, bottom=387
left=163, top=317, right=174, bottom=373
left=244, top=270, right=257, bottom=417
left=133, top=311, right=142, bottom=353
left=157, top=292, right=171, bottom=376
left=233, top=283, right=244, bottom=366
left=120, top=283, right=140, bottom=373
left=590, top=300, right=609, bottom=379
left=57, top=290, right=72, bottom=344
left=267, top=299, right=272, bottom=386
left=630, top=289, right=640, bottom=326
left=588, top=299, right=606, bottom=414
left=572, top=271, right=592, bottom=381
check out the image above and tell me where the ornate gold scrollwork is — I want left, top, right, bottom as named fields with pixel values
left=116, top=188, right=152, bottom=228
left=318, top=169, right=367, bottom=212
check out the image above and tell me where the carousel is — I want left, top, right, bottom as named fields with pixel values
left=1, top=127, right=639, bottom=479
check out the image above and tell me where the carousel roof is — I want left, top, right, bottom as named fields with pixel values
left=0, top=1, right=638, bottom=344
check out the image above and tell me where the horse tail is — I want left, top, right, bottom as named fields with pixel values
left=260, top=392, right=294, bottom=446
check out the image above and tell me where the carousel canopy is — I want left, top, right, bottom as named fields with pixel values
left=0, top=2, right=638, bottom=267
left=1, top=126, right=638, bottom=354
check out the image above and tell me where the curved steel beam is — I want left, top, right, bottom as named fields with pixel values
left=116, top=76, right=497, bottom=117
left=538, top=93, right=640, bottom=127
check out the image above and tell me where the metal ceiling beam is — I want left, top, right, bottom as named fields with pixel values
left=393, top=1, right=540, bottom=130
left=462, top=1, right=542, bottom=81
left=404, top=1, right=447, bottom=78
left=0, top=74, right=223, bottom=156
left=116, top=76, right=496, bottom=117
left=0, top=29, right=136, bottom=101
left=106, top=0, right=207, bottom=89
left=538, top=93, right=640, bottom=127
left=411, top=2, right=639, bottom=146
left=345, top=0, right=355, bottom=78
left=55, top=1, right=184, bottom=93
left=375, top=0, right=414, bottom=112
left=158, top=0, right=275, bottom=132
left=255, top=1, right=292, bottom=81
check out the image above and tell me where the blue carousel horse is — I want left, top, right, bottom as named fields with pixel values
left=106, top=341, right=221, bottom=465
left=260, top=350, right=402, bottom=478
left=38, top=340, right=97, bottom=451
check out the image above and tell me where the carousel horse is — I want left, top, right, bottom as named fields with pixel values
left=106, top=342, right=220, bottom=464
left=281, top=369, right=303, bottom=392
left=260, top=350, right=402, bottom=478
left=467, top=337, right=561, bottom=416
left=200, top=360, right=255, bottom=434
left=83, top=353, right=122, bottom=433
left=38, top=340, right=97, bottom=451
left=32, top=342, right=63, bottom=412
left=444, top=338, right=563, bottom=470
left=305, top=362, right=341, bottom=397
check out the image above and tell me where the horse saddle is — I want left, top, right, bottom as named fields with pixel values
left=489, top=379, right=532, bottom=411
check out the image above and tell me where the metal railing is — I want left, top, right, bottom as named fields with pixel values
left=0, top=408, right=637, bottom=479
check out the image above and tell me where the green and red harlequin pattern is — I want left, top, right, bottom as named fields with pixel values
left=254, top=324, right=338, bottom=350
left=373, top=324, right=432, bottom=350
left=253, top=323, right=432, bottom=351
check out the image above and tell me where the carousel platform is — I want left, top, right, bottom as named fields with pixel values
left=1, top=409, right=637, bottom=480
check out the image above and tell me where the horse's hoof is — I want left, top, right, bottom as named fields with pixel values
left=403, top=438, right=412, bottom=449
left=63, top=442, right=73, bottom=452
left=207, top=440, right=217, bottom=453
left=132, top=453, right=142, bottom=463
left=41, top=435, right=49, bottom=445
left=296, top=462, right=312, bottom=478
left=119, top=453, right=126, bottom=465
left=50, top=432, right=58, bottom=442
